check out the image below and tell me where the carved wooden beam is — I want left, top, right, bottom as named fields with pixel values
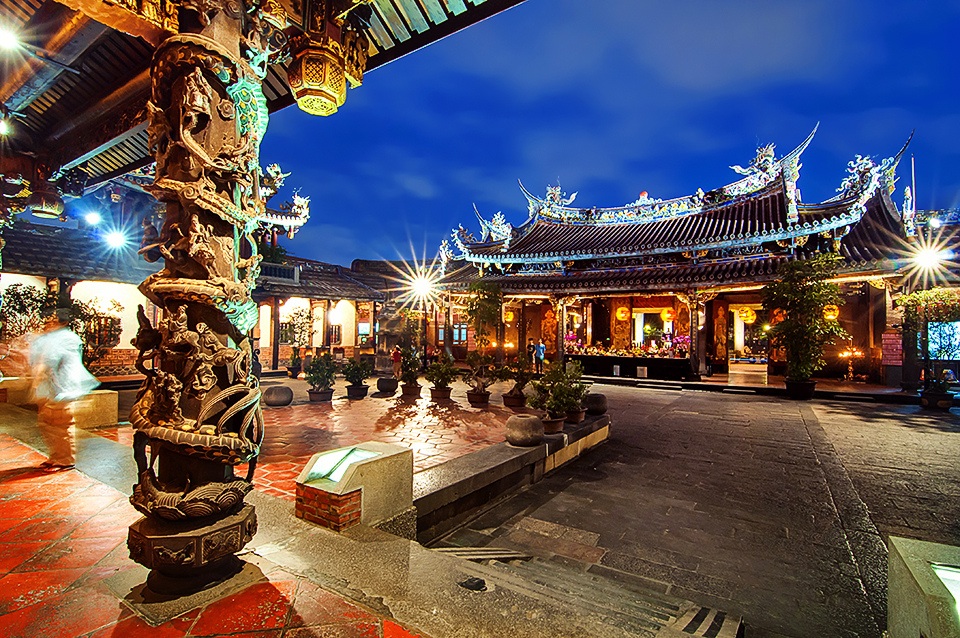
left=57, top=0, right=177, bottom=46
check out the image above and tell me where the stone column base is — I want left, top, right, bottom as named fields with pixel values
left=128, top=504, right=257, bottom=593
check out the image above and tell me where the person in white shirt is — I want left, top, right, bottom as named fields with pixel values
left=29, top=308, right=99, bottom=470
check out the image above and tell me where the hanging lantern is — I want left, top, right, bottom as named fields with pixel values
left=615, top=306, right=630, bottom=321
left=503, top=310, right=515, bottom=323
left=660, top=307, right=676, bottom=322
left=738, top=307, right=757, bottom=325
left=823, top=304, right=840, bottom=321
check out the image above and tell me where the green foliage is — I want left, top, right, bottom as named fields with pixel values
left=69, top=298, right=124, bottom=367
left=464, top=281, right=502, bottom=352
left=424, top=354, right=458, bottom=389
left=529, top=360, right=588, bottom=417
left=462, top=350, right=495, bottom=393
left=896, top=287, right=960, bottom=331
left=928, top=369, right=955, bottom=393
left=396, top=309, right=421, bottom=350
left=259, top=243, right=288, bottom=264
left=0, top=283, right=48, bottom=340
left=283, top=307, right=314, bottom=365
left=341, top=357, right=373, bottom=386
left=304, top=352, right=337, bottom=391
left=399, top=346, right=421, bottom=385
left=499, top=352, right=534, bottom=396
left=761, top=254, right=850, bottom=381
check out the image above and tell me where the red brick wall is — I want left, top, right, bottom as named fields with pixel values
left=295, top=484, right=362, bottom=531
left=89, top=348, right=139, bottom=377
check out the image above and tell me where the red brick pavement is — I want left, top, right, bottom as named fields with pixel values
left=98, top=382, right=514, bottom=501
left=0, top=434, right=423, bottom=638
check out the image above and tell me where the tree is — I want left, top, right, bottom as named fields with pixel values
left=761, top=254, right=849, bottom=382
left=69, top=298, right=124, bottom=367
left=0, top=283, right=48, bottom=340
left=464, top=280, right=501, bottom=353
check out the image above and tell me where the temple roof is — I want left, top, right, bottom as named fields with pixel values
left=0, top=220, right=159, bottom=284
left=254, top=257, right=384, bottom=302
left=447, top=129, right=909, bottom=268
left=442, top=186, right=908, bottom=295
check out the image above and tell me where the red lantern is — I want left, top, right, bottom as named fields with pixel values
left=660, top=307, right=676, bottom=322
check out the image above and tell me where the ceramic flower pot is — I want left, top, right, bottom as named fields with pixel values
left=401, top=383, right=422, bottom=398
left=542, top=415, right=565, bottom=434
left=346, top=384, right=369, bottom=399
left=377, top=378, right=399, bottom=394
left=307, top=388, right=334, bottom=402
left=466, top=390, right=490, bottom=406
left=502, top=392, right=527, bottom=408
left=430, top=386, right=452, bottom=401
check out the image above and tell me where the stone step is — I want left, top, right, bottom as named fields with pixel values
left=485, top=557, right=743, bottom=638
left=432, top=547, right=534, bottom=562
left=495, top=558, right=681, bottom=624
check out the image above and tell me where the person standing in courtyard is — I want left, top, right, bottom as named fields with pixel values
left=527, top=338, right=536, bottom=361
left=29, top=308, right=99, bottom=471
left=391, top=345, right=403, bottom=379
left=534, top=339, right=546, bottom=374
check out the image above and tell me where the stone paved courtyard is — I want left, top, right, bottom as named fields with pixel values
left=437, top=384, right=960, bottom=638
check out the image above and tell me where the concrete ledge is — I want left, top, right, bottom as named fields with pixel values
left=583, top=375, right=924, bottom=405
left=414, top=415, right=610, bottom=544
left=0, top=377, right=32, bottom=405
left=73, top=390, right=119, bottom=429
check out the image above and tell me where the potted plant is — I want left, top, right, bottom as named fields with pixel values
left=896, top=287, right=960, bottom=402
left=529, top=361, right=587, bottom=432
left=463, top=350, right=495, bottom=406
left=761, top=254, right=849, bottom=399
left=342, top=357, right=373, bottom=399
left=425, top=354, right=458, bottom=401
left=920, top=369, right=956, bottom=410
left=499, top=353, right=534, bottom=408
left=305, top=353, right=337, bottom=402
left=399, top=346, right=422, bottom=398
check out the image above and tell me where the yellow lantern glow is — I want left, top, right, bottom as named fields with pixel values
left=615, top=306, right=630, bottom=321
left=660, top=307, right=676, bottom=322
left=738, top=307, right=757, bottom=325
left=503, top=310, right=515, bottom=323
left=823, top=304, right=840, bottom=321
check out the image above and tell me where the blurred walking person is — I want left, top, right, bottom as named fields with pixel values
left=29, top=308, right=99, bottom=471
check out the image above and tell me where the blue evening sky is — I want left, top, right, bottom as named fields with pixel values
left=259, top=0, right=960, bottom=267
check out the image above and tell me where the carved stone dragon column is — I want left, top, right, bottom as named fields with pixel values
left=126, top=4, right=279, bottom=590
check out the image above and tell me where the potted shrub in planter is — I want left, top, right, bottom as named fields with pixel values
left=399, top=346, right=422, bottom=398
left=463, top=351, right=495, bottom=406
left=499, top=353, right=533, bottom=408
left=761, top=254, right=849, bottom=399
left=425, top=354, right=458, bottom=401
left=529, top=361, right=587, bottom=432
left=920, top=369, right=956, bottom=410
left=342, top=357, right=373, bottom=399
left=305, top=353, right=337, bottom=402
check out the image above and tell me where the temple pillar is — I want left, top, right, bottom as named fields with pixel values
left=126, top=5, right=287, bottom=591
left=271, top=297, right=281, bottom=370
left=679, top=291, right=701, bottom=381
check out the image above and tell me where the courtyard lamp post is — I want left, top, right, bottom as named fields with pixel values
left=409, top=271, right=436, bottom=370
